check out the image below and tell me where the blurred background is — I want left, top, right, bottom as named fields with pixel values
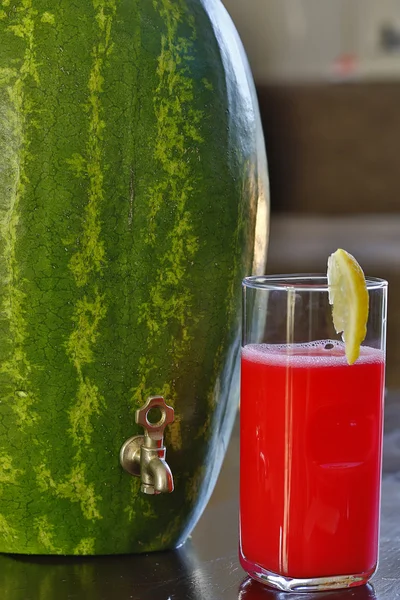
left=222, top=0, right=400, bottom=392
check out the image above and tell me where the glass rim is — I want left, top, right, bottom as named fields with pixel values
left=243, top=273, right=388, bottom=292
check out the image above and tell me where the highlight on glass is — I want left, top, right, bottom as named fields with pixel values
left=239, top=274, right=388, bottom=593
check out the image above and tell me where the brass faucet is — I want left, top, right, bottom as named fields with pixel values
left=120, top=396, right=174, bottom=495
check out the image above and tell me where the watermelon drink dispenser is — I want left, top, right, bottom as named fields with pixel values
left=0, top=0, right=269, bottom=554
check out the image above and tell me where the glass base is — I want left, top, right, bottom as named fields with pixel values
left=240, top=553, right=376, bottom=593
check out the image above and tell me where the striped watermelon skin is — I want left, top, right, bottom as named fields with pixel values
left=0, top=0, right=268, bottom=554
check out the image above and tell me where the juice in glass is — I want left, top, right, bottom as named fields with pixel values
left=240, top=340, right=385, bottom=581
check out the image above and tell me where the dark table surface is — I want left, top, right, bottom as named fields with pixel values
left=2, top=395, right=400, bottom=600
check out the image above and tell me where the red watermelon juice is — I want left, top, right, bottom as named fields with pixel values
left=240, top=340, right=385, bottom=580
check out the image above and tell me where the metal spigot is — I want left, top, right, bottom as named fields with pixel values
left=120, top=396, right=174, bottom=495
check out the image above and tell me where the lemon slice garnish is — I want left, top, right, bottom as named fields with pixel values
left=327, top=248, right=369, bottom=365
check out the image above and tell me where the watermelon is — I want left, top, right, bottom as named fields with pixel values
left=0, top=0, right=269, bottom=554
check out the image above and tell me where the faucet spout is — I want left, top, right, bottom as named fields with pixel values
left=139, top=443, right=174, bottom=495
left=146, top=456, right=174, bottom=494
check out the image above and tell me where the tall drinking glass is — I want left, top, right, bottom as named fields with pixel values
left=240, top=274, right=388, bottom=592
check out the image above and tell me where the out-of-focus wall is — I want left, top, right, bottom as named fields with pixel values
left=222, top=0, right=400, bottom=82
left=221, top=0, right=400, bottom=215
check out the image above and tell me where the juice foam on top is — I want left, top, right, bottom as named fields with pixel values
left=242, top=340, right=384, bottom=367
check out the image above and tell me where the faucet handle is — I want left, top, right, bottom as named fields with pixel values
left=135, top=396, right=174, bottom=443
